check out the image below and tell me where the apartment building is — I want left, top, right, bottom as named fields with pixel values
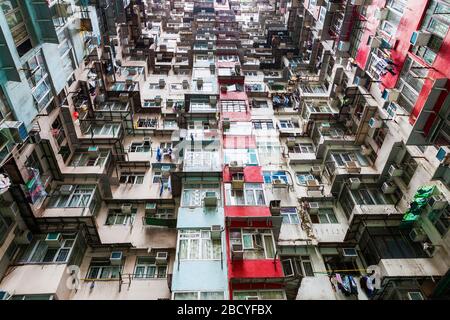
left=0, top=0, right=449, bottom=301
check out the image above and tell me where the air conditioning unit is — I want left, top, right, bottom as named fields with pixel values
left=121, top=204, right=132, bottom=214
left=16, top=229, right=33, bottom=245
left=388, top=164, right=403, bottom=177
left=286, top=137, right=296, bottom=147
left=182, top=80, right=189, bottom=89
left=306, top=179, right=320, bottom=190
left=360, top=145, right=372, bottom=156
left=59, top=185, right=74, bottom=195
left=159, top=79, right=166, bottom=88
left=308, top=202, right=319, bottom=213
left=272, top=178, right=287, bottom=187
left=368, top=117, right=382, bottom=129
left=229, top=161, right=244, bottom=172
left=374, top=7, right=389, bottom=20
left=428, top=195, right=448, bottom=210
left=209, top=96, right=217, bottom=106
left=337, top=41, right=350, bottom=52
left=231, top=177, right=244, bottom=190
left=320, top=122, right=331, bottom=133
left=45, top=233, right=63, bottom=247
left=269, top=200, right=281, bottom=216
left=341, top=248, right=358, bottom=261
left=410, top=31, right=431, bottom=46
left=386, top=103, right=397, bottom=117
left=381, top=181, right=397, bottom=194
left=145, top=202, right=157, bottom=214
left=382, top=89, right=401, bottom=102
left=156, top=251, right=168, bottom=264
left=110, top=251, right=123, bottom=265
left=231, top=244, right=243, bottom=260
left=0, top=202, right=19, bottom=218
left=311, top=166, right=322, bottom=176
left=204, top=191, right=218, bottom=207
left=0, top=291, right=11, bottom=300
left=409, top=227, right=427, bottom=242
left=1, top=121, right=28, bottom=143
left=436, top=146, right=450, bottom=165
left=349, top=177, right=361, bottom=190
left=210, top=225, right=222, bottom=239
left=368, top=36, right=382, bottom=48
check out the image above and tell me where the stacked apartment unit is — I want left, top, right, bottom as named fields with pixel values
left=0, top=0, right=449, bottom=300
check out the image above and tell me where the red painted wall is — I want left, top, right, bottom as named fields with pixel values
left=224, top=206, right=272, bottom=218
left=223, top=136, right=256, bottom=148
left=410, top=13, right=450, bottom=128
left=223, top=165, right=264, bottom=182
left=228, top=260, right=284, bottom=279
left=355, top=0, right=387, bottom=69
left=380, top=1, right=428, bottom=89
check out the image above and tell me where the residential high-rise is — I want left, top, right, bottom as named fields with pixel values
left=0, top=0, right=449, bottom=301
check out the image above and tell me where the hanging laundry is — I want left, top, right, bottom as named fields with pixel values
left=156, top=147, right=162, bottom=162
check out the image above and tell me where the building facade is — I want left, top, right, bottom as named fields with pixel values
left=0, top=0, right=449, bottom=300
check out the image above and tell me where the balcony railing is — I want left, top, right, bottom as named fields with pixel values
left=143, top=216, right=177, bottom=228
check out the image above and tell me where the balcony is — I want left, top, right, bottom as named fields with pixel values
left=143, top=216, right=177, bottom=228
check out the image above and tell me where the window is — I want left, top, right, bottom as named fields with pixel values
left=221, top=100, right=246, bottom=112
left=105, top=208, right=136, bottom=225
left=396, top=57, right=426, bottom=113
left=401, top=153, right=418, bottom=185
left=230, top=228, right=275, bottom=259
left=282, top=256, right=314, bottom=277
left=0, top=215, right=13, bottom=244
left=413, top=0, right=450, bottom=64
left=279, top=120, right=295, bottom=129
left=174, top=291, right=224, bottom=300
left=0, top=0, right=31, bottom=50
left=233, top=290, right=285, bottom=300
left=252, top=120, right=274, bottom=130
left=281, top=207, right=300, bottom=224
left=296, top=172, right=315, bottom=185
left=129, top=142, right=151, bottom=153
left=182, top=183, right=220, bottom=207
left=309, top=208, right=338, bottom=224
left=184, top=151, right=217, bottom=170
left=263, top=171, right=289, bottom=184
left=331, top=151, right=368, bottom=167
left=178, top=230, right=221, bottom=260
left=88, top=123, right=121, bottom=137
left=51, top=117, right=66, bottom=147
left=251, top=100, right=268, bottom=108
left=428, top=205, right=450, bottom=237
left=48, top=185, right=95, bottom=208
left=0, top=88, right=14, bottom=122
left=119, top=173, right=145, bottom=184
left=87, top=258, right=122, bottom=279
left=134, top=256, right=167, bottom=279
left=70, top=151, right=108, bottom=167
left=224, top=149, right=259, bottom=166
left=288, top=143, right=315, bottom=153
left=359, top=227, right=428, bottom=266
left=152, top=171, right=169, bottom=184
left=226, top=183, right=265, bottom=206
left=19, top=233, right=77, bottom=264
